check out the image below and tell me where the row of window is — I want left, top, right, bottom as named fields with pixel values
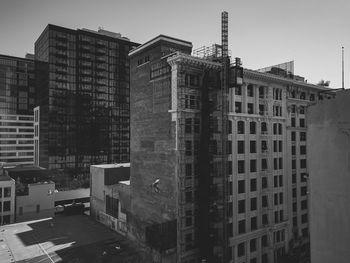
left=0, top=187, right=11, bottom=198
left=236, top=158, right=282, bottom=173
left=237, top=121, right=283, bottom=135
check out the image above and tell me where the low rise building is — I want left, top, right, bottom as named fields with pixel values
left=0, top=170, right=15, bottom=225
left=90, top=163, right=130, bottom=236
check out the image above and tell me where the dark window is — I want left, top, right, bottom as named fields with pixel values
left=250, top=121, right=256, bottom=134
left=293, top=188, right=297, bottom=198
left=300, top=145, right=306, bottom=155
left=301, top=200, right=308, bottom=210
left=247, top=84, right=254, bottom=97
left=261, top=122, right=267, bottom=134
left=274, top=141, right=278, bottom=152
left=300, top=132, right=306, bottom=141
left=238, top=160, right=245, bottom=173
left=235, top=86, right=242, bottom=95
left=274, top=176, right=278, bottom=187
left=237, top=242, right=245, bottom=257
left=259, top=86, right=265, bottom=98
left=3, top=201, right=11, bottom=212
left=292, top=174, right=296, bottom=184
left=262, top=177, right=268, bottom=189
left=292, top=160, right=296, bottom=169
left=291, top=118, right=296, bottom=127
left=228, top=161, right=232, bottom=175
left=262, top=195, right=268, bottom=208
left=262, top=254, right=268, bottom=263
left=251, top=197, right=257, bottom=211
left=250, top=178, right=257, bottom=192
left=300, top=118, right=305, bottom=127
left=185, top=164, right=192, bottom=177
left=250, top=160, right=257, bottom=172
left=259, top=104, right=265, bottom=115
left=238, top=200, right=246, bottom=213
left=279, top=192, right=283, bottom=204
left=301, top=186, right=307, bottom=196
left=278, top=123, right=283, bottom=134
left=261, top=159, right=268, bottom=170
left=291, top=131, right=296, bottom=141
left=185, top=191, right=192, bottom=203
left=250, top=141, right=256, bottom=153
left=293, top=202, right=297, bottom=212
left=227, top=140, right=232, bottom=154
left=261, top=235, right=268, bottom=247
left=227, top=120, right=232, bottom=134
left=4, top=187, right=11, bottom=198
left=235, top=102, right=242, bottom=113
left=300, top=159, right=307, bottom=169
left=293, top=216, right=297, bottom=227
left=237, top=121, right=244, bottom=134
left=280, top=210, right=284, bottom=221
left=238, top=220, right=246, bottom=234
left=251, top=258, right=257, bottom=263
left=274, top=193, right=278, bottom=205
left=262, top=214, right=268, bottom=225
left=302, top=228, right=309, bottom=237
left=279, top=158, right=283, bottom=169
left=279, top=140, right=283, bottom=152
left=238, top=180, right=245, bottom=193
left=185, top=118, right=192, bottom=133
left=185, top=210, right=192, bottom=226
left=301, top=213, right=308, bottom=223
left=279, top=175, right=283, bottom=187
left=251, top=216, right=257, bottom=230
left=237, top=141, right=245, bottom=154
left=250, top=238, right=257, bottom=252
left=310, top=94, right=315, bottom=101
left=273, top=123, right=277, bottom=134
left=185, top=141, right=192, bottom=156
left=248, top=103, right=254, bottom=114
left=292, top=145, right=296, bottom=155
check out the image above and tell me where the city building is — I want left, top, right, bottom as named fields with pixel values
left=0, top=54, right=36, bottom=165
left=90, top=163, right=130, bottom=235
left=307, top=89, right=348, bottom=263
left=34, top=25, right=139, bottom=187
left=126, top=30, right=333, bottom=262
left=5, top=165, right=55, bottom=222
left=0, top=169, right=15, bottom=225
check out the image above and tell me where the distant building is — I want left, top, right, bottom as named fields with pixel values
left=307, top=89, right=348, bottom=263
left=34, top=25, right=139, bottom=186
left=0, top=54, right=36, bottom=165
left=0, top=169, right=15, bottom=225
left=5, top=165, right=55, bottom=222
left=90, top=163, right=130, bottom=235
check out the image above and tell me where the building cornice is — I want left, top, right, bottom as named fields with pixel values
left=167, top=52, right=222, bottom=70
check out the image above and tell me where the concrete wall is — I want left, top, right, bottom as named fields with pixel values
left=16, top=182, right=55, bottom=222
left=308, top=90, right=350, bottom=263
left=54, top=188, right=90, bottom=203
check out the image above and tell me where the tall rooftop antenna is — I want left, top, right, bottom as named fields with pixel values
left=221, top=11, right=228, bottom=58
left=342, top=46, right=345, bottom=89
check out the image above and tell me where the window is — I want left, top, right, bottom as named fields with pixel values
left=4, top=187, right=11, bottom=198
left=274, top=176, right=278, bottom=187
left=247, top=84, right=254, bottom=97
left=261, top=141, right=267, bottom=152
left=291, top=131, right=296, bottom=141
left=250, top=160, right=257, bottom=172
left=185, top=118, right=192, bottom=133
left=300, top=159, right=307, bottom=169
left=0, top=188, right=2, bottom=198
left=259, top=86, right=265, bottom=98
left=274, top=158, right=278, bottom=170
left=280, top=210, right=284, bottom=221
left=227, top=120, right=232, bottom=134
left=185, top=164, right=192, bottom=177
left=3, top=201, right=10, bottom=212
left=301, top=186, right=307, bottom=196
left=250, top=238, right=257, bottom=252
left=250, top=178, right=257, bottom=192
left=185, top=210, right=193, bottom=226
left=238, top=160, right=245, bottom=173
left=300, top=92, right=306, bottom=100
left=273, top=123, right=277, bottom=134
left=262, top=195, right=268, bottom=208
left=278, top=123, right=283, bottom=134
left=238, top=220, right=246, bottom=234
left=279, top=141, right=282, bottom=152
left=300, top=145, right=306, bottom=155
left=251, top=216, right=257, bottom=230
left=302, top=213, right=308, bottom=223
left=279, top=175, right=283, bottom=187
left=274, top=193, right=278, bottom=205
left=237, top=121, right=245, bottom=134
left=259, top=104, right=265, bottom=115
left=262, top=177, right=268, bottom=189
left=261, top=122, right=267, bottom=134
left=292, top=160, right=296, bottom=169
left=228, top=161, right=232, bottom=175
left=227, top=140, right=232, bottom=154
left=238, top=180, right=245, bottom=193
left=238, top=200, right=246, bottom=213
left=262, top=214, right=268, bottom=225
left=262, top=254, right=268, bottom=263
left=251, top=197, right=257, bottom=211
left=293, top=216, right=297, bottom=227
left=235, top=86, right=242, bottom=95
left=302, top=228, right=308, bottom=237
left=235, top=102, right=242, bottom=113
left=261, top=159, right=268, bottom=170
left=248, top=103, right=254, bottom=114
left=300, top=106, right=305, bottom=114
left=310, top=93, right=315, bottom=101
left=250, top=121, right=256, bottom=134
left=293, top=188, right=297, bottom=198
left=300, top=118, right=305, bottom=128
left=293, top=202, right=297, bottom=212
left=279, top=158, right=283, bottom=169
left=261, top=235, right=268, bottom=247
left=291, top=117, right=295, bottom=127
left=274, top=141, right=278, bottom=152
left=300, top=132, right=306, bottom=141
left=185, top=141, right=192, bottom=156
left=237, top=141, right=245, bottom=154
left=279, top=193, right=283, bottom=204
left=237, top=242, right=245, bottom=257
left=301, top=200, right=308, bottom=210
left=292, top=145, right=296, bottom=155
left=292, top=174, right=296, bottom=184
left=250, top=141, right=256, bottom=153
left=185, top=191, right=192, bottom=203
left=2, top=215, right=10, bottom=225
left=185, top=233, right=193, bottom=250
left=251, top=258, right=257, bottom=263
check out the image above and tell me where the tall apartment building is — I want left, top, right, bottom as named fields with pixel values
left=0, top=54, right=36, bottom=165
left=34, top=25, right=138, bottom=185
left=128, top=30, right=332, bottom=262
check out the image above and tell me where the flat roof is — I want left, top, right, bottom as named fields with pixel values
left=129, top=34, right=192, bottom=57
left=0, top=174, right=14, bottom=182
left=91, top=163, right=130, bottom=169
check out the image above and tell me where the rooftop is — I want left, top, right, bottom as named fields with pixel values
left=91, top=163, right=130, bottom=169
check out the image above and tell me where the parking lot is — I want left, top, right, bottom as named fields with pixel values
left=0, top=215, right=145, bottom=263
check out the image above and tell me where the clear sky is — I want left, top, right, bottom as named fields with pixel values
left=0, top=0, right=349, bottom=88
